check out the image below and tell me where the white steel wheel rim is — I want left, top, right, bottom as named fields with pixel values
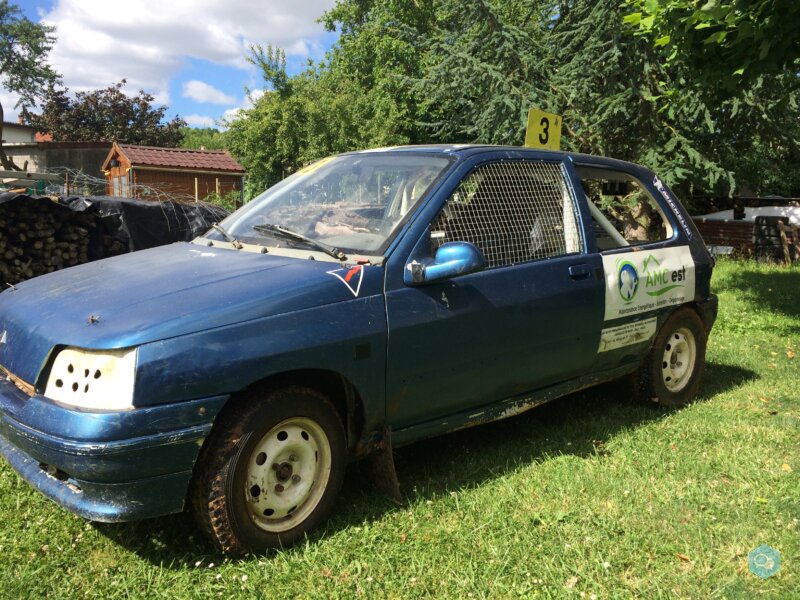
left=244, top=417, right=332, bottom=533
left=661, top=327, right=697, bottom=392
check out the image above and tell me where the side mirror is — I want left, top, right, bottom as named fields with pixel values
left=405, top=242, right=486, bottom=285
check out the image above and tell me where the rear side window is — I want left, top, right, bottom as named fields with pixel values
left=577, top=166, right=673, bottom=251
left=431, top=160, right=584, bottom=268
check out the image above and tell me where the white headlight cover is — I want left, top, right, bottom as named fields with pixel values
left=45, top=347, right=137, bottom=410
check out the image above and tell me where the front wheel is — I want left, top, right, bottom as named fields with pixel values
left=633, top=307, right=707, bottom=407
left=191, top=386, right=346, bottom=555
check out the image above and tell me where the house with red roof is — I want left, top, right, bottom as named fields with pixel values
left=101, top=143, right=245, bottom=205
left=2, top=121, right=112, bottom=193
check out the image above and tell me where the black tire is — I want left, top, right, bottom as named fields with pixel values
left=633, top=307, right=707, bottom=408
left=190, top=386, right=346, bottom=555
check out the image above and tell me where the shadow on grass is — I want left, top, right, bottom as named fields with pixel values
left=719, top=267, right=800, bottom=321
left=93, top=361, right=757, bottom=565
left=696, top=359, right=759, bottom=401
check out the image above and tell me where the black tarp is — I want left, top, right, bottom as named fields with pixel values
left=1, top=193, right=230, bottom=284
left=0, top=193, right=229, bottom=255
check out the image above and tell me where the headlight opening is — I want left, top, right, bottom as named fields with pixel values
left=44, top=347, right=138, bottom=410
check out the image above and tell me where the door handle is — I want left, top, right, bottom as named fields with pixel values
left=568, top=263, right=591, bottom=279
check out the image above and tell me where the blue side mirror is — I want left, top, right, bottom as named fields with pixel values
left=404, top=242, right=486, bottom=285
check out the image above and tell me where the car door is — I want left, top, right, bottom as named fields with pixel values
left=572, top=160, right=697, bottom=370
left=384, top=157, right=604, bottom=430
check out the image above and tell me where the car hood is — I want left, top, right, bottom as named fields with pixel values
left=0, top=242, right=379, bottom=384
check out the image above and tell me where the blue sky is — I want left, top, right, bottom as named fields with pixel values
left=3, top=0, right=339, bottom=128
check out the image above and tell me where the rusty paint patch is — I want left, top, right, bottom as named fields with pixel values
left=354, top=428, right=389, bottom=458
left=0, top=364, right=34, bottom=397
left=387, top=388, right=408, bottom=419
left=359, top=427, right=402, bottom=504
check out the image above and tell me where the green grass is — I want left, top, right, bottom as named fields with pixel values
left=1, top=259, right=797, bottom=598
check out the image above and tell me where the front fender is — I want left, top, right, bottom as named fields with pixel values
left=133, top=295, right=387, bottom=432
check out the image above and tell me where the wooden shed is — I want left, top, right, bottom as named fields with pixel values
left=102, top=143, right=245, bottom=205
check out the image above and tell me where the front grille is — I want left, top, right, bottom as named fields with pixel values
left=0, top=364, right=35, bottom=397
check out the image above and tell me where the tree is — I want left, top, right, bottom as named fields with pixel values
left=409, top=0, right=551, bottom=144
left=319, top=0, right=438, bottom=146
left=24, top=80, right=187, bottom=146
left=621, top=0, right=800, bottom=193
left=333, top=0, right=800, bottom=195
left=226, top=44, right=387, bottom=197
left=227, top=0, right=800, bottom=199
left=180, top=127, right=228, bottom=150
left=227, top=4, right=441, bottom=197
left=0, top=0, right=59, bottom=169
left=624, top=0, right=800, bottom=89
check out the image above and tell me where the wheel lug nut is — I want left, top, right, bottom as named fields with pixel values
left=292, top=474, right=301, bottom=483
left=275, top=484, right=284, bottom=493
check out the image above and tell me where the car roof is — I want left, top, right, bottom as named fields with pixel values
left=348, top=144, right=654, bottom=176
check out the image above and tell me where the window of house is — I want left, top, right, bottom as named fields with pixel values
left=430, top=160, right=584, bottom=268
left=576, top=166, right=673, bottom=251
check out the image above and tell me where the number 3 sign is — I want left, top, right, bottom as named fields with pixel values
left=524, top=108, right=562, bottom=151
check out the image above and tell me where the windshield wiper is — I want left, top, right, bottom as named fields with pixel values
left=253, top=223, right=347, bottom=261
left=210, top=223, right=243, bottom=249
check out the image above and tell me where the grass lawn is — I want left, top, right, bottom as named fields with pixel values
left=0, top=259, right=797, bottom=598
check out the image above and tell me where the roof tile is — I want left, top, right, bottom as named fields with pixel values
left=117, top=144, right=245, bottom=173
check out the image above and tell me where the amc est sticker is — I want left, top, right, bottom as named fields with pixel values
left=602, top=246, right=695, bottom=321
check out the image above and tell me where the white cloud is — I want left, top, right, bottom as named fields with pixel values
left=39, top=0, right=337, bottom=104
left=246, top=89, right=266, bottom=106
left=221, top=108, right=243, bottom=125
left=150, top=88, right=171, bottom=107
left=1, top=91, right=22, bottom=122
left=220, top=89, right=265, bottom=127
left=183, top=80, right=236, bottom=105
left=184, top=114, right=216, bottom=128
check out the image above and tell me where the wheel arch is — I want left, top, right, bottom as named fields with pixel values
left=632, top=303, right=707, bottom=407
left=649, top=302, right=708, bottom=341
left=214, top=368, right=366, bottom=455
left=686, top=297, right=718, bottom=333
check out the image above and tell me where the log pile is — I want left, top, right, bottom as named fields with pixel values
left=0, top=197, right=125, bottom=285
left=1, top=193, right=229, bottom=287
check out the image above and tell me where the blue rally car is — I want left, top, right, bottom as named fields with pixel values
left=0, top=146, right=717, bottom=554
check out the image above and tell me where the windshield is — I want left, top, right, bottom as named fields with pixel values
left=215, top=153, right=452, bottom=255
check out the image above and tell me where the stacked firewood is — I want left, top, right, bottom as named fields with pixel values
left=0, top=197, right=121, bottom=286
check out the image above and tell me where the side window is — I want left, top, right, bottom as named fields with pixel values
left=577, top=166, right=673, bottom=251
left=431, top=160, right=584, bottom=268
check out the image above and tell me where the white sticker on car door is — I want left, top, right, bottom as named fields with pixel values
left=598, top=316, right=657, bottom=352
left=602, top=246, right=695, bottom=321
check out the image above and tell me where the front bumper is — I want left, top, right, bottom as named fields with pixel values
left=0, top=377, right=227, bottom=522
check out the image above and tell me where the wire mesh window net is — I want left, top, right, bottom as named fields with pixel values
left=431, top=161, right=583, bottom=268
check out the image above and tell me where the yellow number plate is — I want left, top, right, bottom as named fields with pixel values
left=524, top=108, right=562, bottom=151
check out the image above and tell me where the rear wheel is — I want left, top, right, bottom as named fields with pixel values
left=633, top=307, right=707, bottom=407
left=191, top=386, right=346, bottom=555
